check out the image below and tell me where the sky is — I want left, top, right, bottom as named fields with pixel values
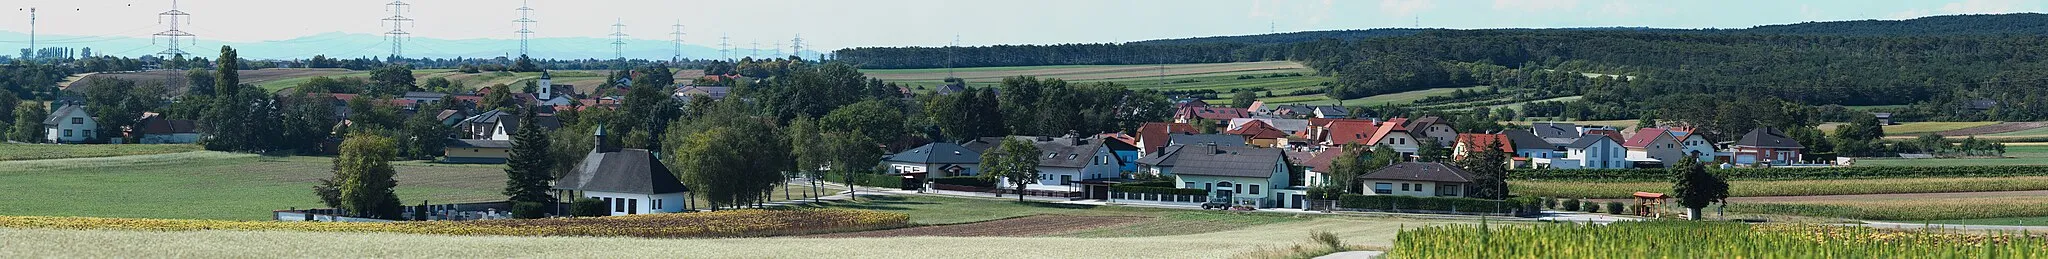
left=0, top=0, right=2042, bottom=54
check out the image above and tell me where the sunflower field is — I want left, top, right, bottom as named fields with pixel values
left=0, top=209, right=908, bottom=238
left=1389, top=221, right=2048, bottom=258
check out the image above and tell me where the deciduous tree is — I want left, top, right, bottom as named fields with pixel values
left=326, top=133, right=404, bottom=219
left=979, top=137, right=1042, bottom=202
left=1672, top=155, right=1728, bottom=220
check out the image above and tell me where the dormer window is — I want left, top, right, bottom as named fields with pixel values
left=71, top=118, right=83, bottom=124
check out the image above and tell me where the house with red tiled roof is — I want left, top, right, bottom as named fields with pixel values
left=1136, top=122, right=1199, bottom=156
left=1453, top=133, right=1530, bottom=169
left=1225, top=120, right=1289, bottom=148
left=1622, top=127, right=1685, bottom=167
left=1298, top=146, right=1348, bottom=188
left=1365, top=118, right=1419, bottom=157
left=1317, top=120, right=1380, bottom=147
left=1175, top=106, right=1250, bottom=126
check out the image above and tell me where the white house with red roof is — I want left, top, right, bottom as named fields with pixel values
left=1366, top=118, right=1420, bottom=157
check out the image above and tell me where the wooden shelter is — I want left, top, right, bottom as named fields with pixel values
left=1632, top=192, right=1669, bottom=218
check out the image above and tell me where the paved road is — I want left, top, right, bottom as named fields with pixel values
left=1315, top=251, right=1384, bottom=259
left=1725, top=190, right=2048, bottom=203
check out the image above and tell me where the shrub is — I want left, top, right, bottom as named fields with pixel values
left=1540, top=197, right=1554, bottom=209
left=1606, top=202, right=1626, bottom=215
left=1337, top=194, right=1534, bottom=216
left=1581, top=201, right=1600, bottom=213
left=930, top=176, right=995, bottom=188
left=1563, top=198, right=1582, bottom=211
left=511, top=202, right=548, bottom=219
left=570, top=198, right=608, bottom=217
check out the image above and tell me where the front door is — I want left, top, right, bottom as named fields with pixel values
left=1291, top=194, right=1305, bottom=209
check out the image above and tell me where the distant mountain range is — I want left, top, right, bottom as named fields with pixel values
left=0, top=31, right=821, bottom=60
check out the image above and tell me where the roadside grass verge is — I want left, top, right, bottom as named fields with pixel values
left=0, top=144, right=202, bottom=161
left=1511, top=176, right=2048, bottom=199
left=1391, top=221, right=2048, bottom=257
left=803, top=195, right=1311, bottom=237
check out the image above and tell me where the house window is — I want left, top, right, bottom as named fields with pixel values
left=1235, top=183, right=1244, bottom=194
left=1060, top=175, right=1072, bottom=185
left=63, top=130, right=73, bottom=137
left=1440, top=185, right=1460, bottom=196
left=614, top=198, right=626, bottom=212
left=627, top=199, right=638, bottom=214
left=1250, top=184, right=1261, bottom=195
left=1374, top=183, right=1393, bottom=194
left=652, top=199, right=662, bottom=210
left=1186, top=181, right=1196, bottom=188
left=1400, top=183, right=1410, bottom=191
left=71, top=117, right=82, bottom=124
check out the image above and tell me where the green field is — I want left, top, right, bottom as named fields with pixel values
left=0, top=152, right=504, bottom=220
left=1928, top=216, right=2048, bottom=226
left=1853, top=158, right=2048, bottom=167
left=867, top=61, right=1504, bottom=107
left=0, top=144, right=202, bottom=161
left=1989, top=127, right=2048, bottom=137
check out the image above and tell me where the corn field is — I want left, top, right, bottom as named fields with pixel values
left=0, top=209, right=908, bottom=238
left=1389, top=221, right=2048, bottom=258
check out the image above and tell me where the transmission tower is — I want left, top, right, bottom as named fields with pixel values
left=669, top=21, right=685, bottom=63
left=609, top=19, right=628, bottom=60
left=514, top=0, right=536, bottom=56
left=383, top=0, right=414, bottom=60
left=773, top=40, right=783, bottom=58
left=789, top=34, right=804, bottom=61
left=718, top=34, right=731, bottom=61
left=948, top=34, right=960, bottom=78
left=152, top=1, right=196, bottom=58
left=750, top=40, right=759, bottom=58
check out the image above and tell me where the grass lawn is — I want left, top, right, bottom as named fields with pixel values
left=691, top=183, right=844, bottom=210
left=0, top=152, right=505, bottom=220
left=0, top=144, right=202, bottom=161
left=1884, top=121, right=2001, bottom=136
left=1513, top=176, right=2048, bottom=199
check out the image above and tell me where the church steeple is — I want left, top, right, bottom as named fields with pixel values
left=595, top=124, right=620, bottom=153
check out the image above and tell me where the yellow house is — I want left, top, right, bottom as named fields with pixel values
left=443, top=139, right=513, bottom=164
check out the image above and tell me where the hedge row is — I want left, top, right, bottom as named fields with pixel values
left=1338, top=194, right=1540, bottom=216
left=822, top=172, right=904, bottom=189
left=1511, top=166, right=2048, bottom=182
left=930, top=176, right=996, bottom=188
left=1110, top=181, right=1209, bottom=196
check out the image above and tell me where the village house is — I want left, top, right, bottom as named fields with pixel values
left=1539, top=134, right=1629, bottom=169
left=554, top=128, right=690, bottom=216
left=1357, top=162, right=1474, bottom=198
left=1315, top=119, right=1379, bottom=147
left=1312, top=106, right=1350, bottom=119
left=132, top=113, right=200, bottom=144
left=1622, top=127, right=1686, bottom=167
left=673, top=85, right=732, bottom=101
left=1298, top=146, right=1345, bottom=189
left=1224, top=119, right=1290, bottom=148
left=1673, top=129, right=1718, bottom=162
left=883, top=142, right=982, bottom=178
left=1169, top=133, right=1249, bottom=148
left=965, top=136, right=1122, bottom=192
left=1530, top=122, right=1581, bottom=147
left=1135, top=122, right=1198, bottom=156
left=442, top=139, right=513, bottom=164
left=1228, top=118, right=1311, bottom=137
left=1365, top=117, right=1420, bottom=157
left=1137, top=143, right=1298, bottom=208
left=1452, top=133, right=1523, bottom=168
left=1732, top=127, right=1805, bottom=166
left=1175, top=103, right=1251, bottom=127
left=43, top=103, right=96, bottom=144
left=1502, top=130, right=1559, bottom=162
left=1405, top=116, right=1457, bottom=146
left=487, top=113, right=562, bottom=141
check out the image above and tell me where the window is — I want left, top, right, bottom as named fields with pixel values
left=1400, top=183, right=1410, bottom=191
left=1374, top=183, right=1393, bottom=194
left=1204, top=183, right=1213, bottom=190
left=71, top=117, right=82, bottom=124
left=1440, top=185, right=1460, bottom=196
left=1060, top=175, right=1072, bottom=185
left=652, top=199, right=662, bottom=210
left=614, top=198, right=626, bottom=212
left=627, top=199, right=638, bottom=214
left=1186, top=181, right=1196, bottom=188
left=1234, top=183, right=1244, bottom=194
left=63, top=130, right=73, bottom=137
left=1250, top=184, right=1261, bottom=194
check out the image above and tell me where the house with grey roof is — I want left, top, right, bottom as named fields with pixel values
left=554, top=127, right=690, bottom=216
left=488, top=114, right=563, bottom=141
left=1732, top=127, right=1804, bottom=166
left=885, top=142, right=981, bottom=178
left=968, top=135, right=1124, bottom=192
left=1136, top=144, right=1299, bottom=209
left=1358, top=162, right=1475, bottom=198
left=1168, top=133, right=1248, bottom=147
left=1537, top=134, right=1629, bottom=169
left=442, top=139, right=512, bottom=164
left=1530, top=122, right=1582, bottom=148
left=43, top=103, right=97, bottom=144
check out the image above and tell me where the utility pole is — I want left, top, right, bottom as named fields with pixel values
left=670, top=21, right=685, bottom=64
left=383, top=0, right=414, bottom=61
left=609, top=19, right=628, bottom=60
left=514, top=0, right=536, bottom=56
left=948, top=34, right=960, bottom=78
left=21, top=7, right=33, bottom=57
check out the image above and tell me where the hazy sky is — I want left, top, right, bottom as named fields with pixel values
left=1, top=0, right=2042, bottom=51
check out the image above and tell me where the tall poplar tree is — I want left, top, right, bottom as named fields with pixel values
left=504, top=107, right=557, bottom=210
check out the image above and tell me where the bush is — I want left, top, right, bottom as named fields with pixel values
left=1337, top=194, right=1534, bottom=216
left=1605, top=202, right=1626, bottom=215
left=823, top=172, right=904, bottom=189
left=1540, top=197, right=1554, bottom=209
left=1581, top=201, right=1600, bottom=213
left=1509, top=196, right=1542, bottom=213
left=1563, top=198, right=1582, bottom=211
left=570, top=198, right=608, bottom=217
left=930, top=176, right=995, bottom=188
left=511, top=202, right=548, bottom=219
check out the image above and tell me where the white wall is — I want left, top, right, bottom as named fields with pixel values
left=584, top=191, right=687, bottom=216
left=45, top=112, right=96, bottom=143
left=1361, top=180, right=1462, bottom=198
